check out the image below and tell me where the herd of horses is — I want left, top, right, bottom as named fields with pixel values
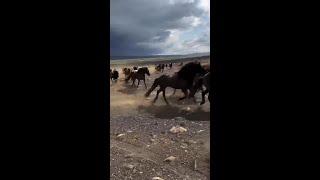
left=110, top=61, right=212, bottom=105
left=155, top=63, right=173, bottom=72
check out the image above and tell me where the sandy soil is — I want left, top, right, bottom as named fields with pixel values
left=110, top=59, right=210, bottom=180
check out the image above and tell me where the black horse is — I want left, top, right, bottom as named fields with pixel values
left=189, top=72, right=211, bottom=105
left=110, top=69, right=119, bottom=82
left=145, top=62, right=206, bottom=104
left=125, top=67, right=150, bottom=88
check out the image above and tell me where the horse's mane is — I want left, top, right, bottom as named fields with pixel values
left=137, top=67, right=149, bottom=74
left=177, top=62, right=204, bottom=86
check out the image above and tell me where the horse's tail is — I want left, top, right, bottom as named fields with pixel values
left=145, top=76, right=163, bottom=97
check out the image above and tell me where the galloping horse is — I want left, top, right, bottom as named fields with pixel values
left=189, top=72, right=211, bottom=105
left=125, top=67, right=150, bottom=89
left=145, top=62, right=206, bottom=104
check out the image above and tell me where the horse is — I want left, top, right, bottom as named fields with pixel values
left=122, top=68, right=132, bottom=80
left=125, top=67, right=150, bottom=88
left=110, top=69, right=119, bottom=82
left=177, top=62, right=207, bottom=88
left=145, top=62, right=206, bottom=104
left=189, top=72, right=211, bottom=105
left=155, top=65, right=161, bottom=72
left=202, top=64, right=210, bottom=73
left=171, top=62, right=209, bottom=96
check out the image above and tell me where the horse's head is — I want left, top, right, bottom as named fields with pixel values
left=178, top=62, right=206, bottom=78
left=194, top=63, right=206, bottom=75
left=143, top=67, right=150, bottom=76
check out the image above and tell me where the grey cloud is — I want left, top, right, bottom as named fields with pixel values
left=110, top=0, right=209, bottom=56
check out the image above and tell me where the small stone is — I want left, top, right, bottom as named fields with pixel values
left=117, top=133, right=125, bottom=137
left=152, top=134, right=157, bottom=138
left=152, top=177, right=164, bottom=180
left=186, top=140, right=197, bottom=144
left=123, top=164, right=134, bottom=170
left=197, top=130, right=205, bottom=133
left=170, top=126, right=187, bottom=133
left=164, top=156, right=177, bottom=162
left=125, top=154, right=134, bottom=158
left=180, top=143, right=188, bottom=149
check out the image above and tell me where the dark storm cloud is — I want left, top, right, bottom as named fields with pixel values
left=110, top=0, right=208, bottom=56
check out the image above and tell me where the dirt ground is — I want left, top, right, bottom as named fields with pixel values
left=110, top=59, right=210, bottom=180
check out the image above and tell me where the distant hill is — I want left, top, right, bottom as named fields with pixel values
left=110, top=52, right=210, bottom=60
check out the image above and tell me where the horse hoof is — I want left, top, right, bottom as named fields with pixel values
left=200, top=102, right=205, bottom=105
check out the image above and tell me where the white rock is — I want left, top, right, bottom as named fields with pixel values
left=164, top=156, right=177, bottom=162
left=152, top=177, right=164, bottom=180
left=169, top=126, right=187, bottom=133
left=124, top=154, right=134, bottom=158
left=117, top=133, right=125, bottom=137
left=123, top=164, right=134, bottom=169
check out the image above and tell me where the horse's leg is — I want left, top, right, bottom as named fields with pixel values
left=153, top=89, right=161, bottom=103
left=200, top=89, right=209, bottom=105
left=179, top=89, right=188, bottom=101
left=171, top=89, right=176, bottom=96
left=191, top=88, right=197, bottom=103
left=162, top=88, right=169, bottom=105
left=137, top=80, right=140, bottom=87
left=143, top=79, right=147, bottom=89
left=131, top=78, right=135, bottom=87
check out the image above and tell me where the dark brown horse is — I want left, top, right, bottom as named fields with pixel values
left=189, top=72, right=211, bottom=105
left=122, top=68, right=132, bottom=80
left=145, top=62, right=206, bottom=104
left=155, top=65, right=161, bottom=72
left=125, top=67, right=150, bottom=88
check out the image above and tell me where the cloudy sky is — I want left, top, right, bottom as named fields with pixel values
left=110, top=0, right=210, bottom=56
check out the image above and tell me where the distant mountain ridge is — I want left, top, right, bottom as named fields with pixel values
left=110, top=52, right=210, bottom=60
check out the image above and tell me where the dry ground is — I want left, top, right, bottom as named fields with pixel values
left=110, top=59, right=210, bottom=180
